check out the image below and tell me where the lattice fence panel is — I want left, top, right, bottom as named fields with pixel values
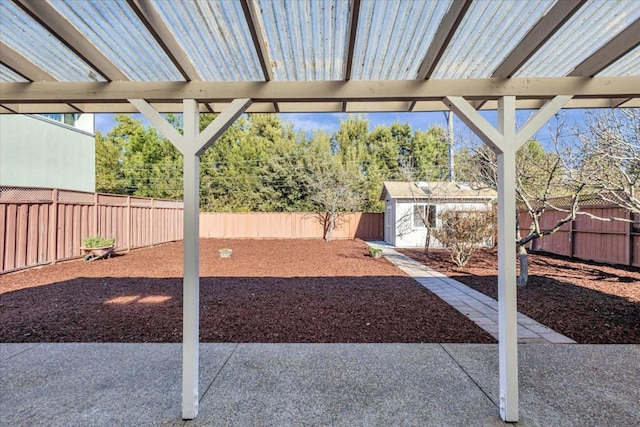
left=0, top=187, right=52, bottom=202
left=58, top=189, right=94, bottom=204
left=97, top=194, right=128, bottom=206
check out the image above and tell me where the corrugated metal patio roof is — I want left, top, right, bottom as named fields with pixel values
left=0, top=0, right=638, bottom=114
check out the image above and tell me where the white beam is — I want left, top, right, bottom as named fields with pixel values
left=450, top=94, right=572, bottom=421
left=516, top=95, right=572, bottom=149
left=194, top=98, right=252, bottom=156
left=127, top=0, right=201, bottom=81
left=343, top=0, right=362, bottom=80
left=3, top=77, right=639, bottom=105
left=13, top=0, right=127, bottom=81
left=492, top=0, right=585, bottom=78
left=416, top=0, right=472, bottom=79
left=5, top=97, right=635, bottom=114
left=496, top=96, right=518, bottom=423
left=0, top=41, right=56, bottom=82
left=128, top=99, right=185, bottom=154
left=444, top=95, right=521, bottom=422
left=569, top=18, right=640, bottom=77
left=444, top=96, right=504, bottom=153
left=240, top=0, right=274, bottom=81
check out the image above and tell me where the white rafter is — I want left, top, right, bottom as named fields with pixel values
left=12, top=0, right=127, bottom=81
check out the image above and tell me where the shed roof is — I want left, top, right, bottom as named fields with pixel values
left=381, top=181, right=498, bottom=201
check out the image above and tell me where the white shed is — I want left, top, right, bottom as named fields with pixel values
left=381, top=181, right=497, bottom=248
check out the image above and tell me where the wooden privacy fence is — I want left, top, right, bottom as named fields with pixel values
left=200, top=212, right=384, bottom=240
left=519, top=204, right=640, bottom=267
left=0, top=186, right=183, bottom=273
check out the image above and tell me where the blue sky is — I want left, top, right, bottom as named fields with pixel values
left=94, top=108, right=586, bottom=148
left=93, top=111, right=452, bottom=134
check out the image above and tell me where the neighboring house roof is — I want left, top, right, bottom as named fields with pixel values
left=381, top=181, right=497, bottom=201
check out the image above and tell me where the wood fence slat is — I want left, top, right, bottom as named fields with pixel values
left=0, top=204, right=7, bottom=271
left=64, top=205, right=73, bottom=259
left=16, top=204, right=29, bottom=268
left=5, top=204, right=18, bottom=270
left=27, top=204, right=39, bottom=265
left=39, top=204, right=49, bottom=264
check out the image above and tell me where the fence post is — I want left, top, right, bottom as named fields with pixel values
left=568, top=220, right=575, bottom=258
left=127, top=196, right=132, bottom=251
left=49, top=189, right=58, bottom=264
left=93, top=193, right=99, bottom=237
left=625, top=209, right=632, bottom=266
left=151, top=198, right=155, bottom=246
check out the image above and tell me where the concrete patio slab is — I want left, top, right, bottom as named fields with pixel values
left=192, top=343, right=502, bottom=427
left=0, top=343, right=235, bottom=427
left=0, top=342, right=40, bottom=360
left=2, top=343, right=638, bottom=426
left=442, top=344, right=640, bottom=427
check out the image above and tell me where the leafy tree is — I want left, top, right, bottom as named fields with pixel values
left=95, top=130, right=126, bottom=193
left=121, top=117, right=183, bottom=199
left=94, top=112, right=452, bottom=217
left=411, top=126, right=449, bottom=180
left=96, top=114, right=182, bottom=197
left=199, top=114, right=309, bottom=212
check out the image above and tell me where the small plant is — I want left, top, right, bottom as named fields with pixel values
left=433, top=209, right=495, bottom=267
left=219, top=248, right=233, bottom=258
left=82, top=236, right=115, bottom=248
left=369, top=247, right=383, bottom=258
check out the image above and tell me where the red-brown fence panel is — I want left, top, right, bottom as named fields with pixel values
left=520, top=204, right=637, bottom=267
left=1, top=186, right=183, bottom=273
left=199, top=212, right=384, bottom=240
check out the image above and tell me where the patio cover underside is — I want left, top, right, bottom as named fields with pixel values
left=1, top=0, right=639, bottom=423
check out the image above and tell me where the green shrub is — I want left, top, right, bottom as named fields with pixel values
left=82, top=236, right=115, bottom=248
left=369, top=247, right=383, bottom=257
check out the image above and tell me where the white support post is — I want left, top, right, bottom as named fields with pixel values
left=129, top=97, right=252, bottom=421
left=181, top=99, right=200, bottom=419
left=496, top=96, right=518, bottom=422
left=444, top=94, right=572, bottom=423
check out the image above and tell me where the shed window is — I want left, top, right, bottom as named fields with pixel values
left=413, top=204, right=436, bottom=228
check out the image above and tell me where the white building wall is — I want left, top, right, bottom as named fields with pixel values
left=391, top=198, right=493, bottom=248
left=0, top=114, right=95, bottom=192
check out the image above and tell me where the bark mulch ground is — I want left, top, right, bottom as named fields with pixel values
left=0, top=239, right=495, bottom=344
left=399, top=248, right=640, bottom=344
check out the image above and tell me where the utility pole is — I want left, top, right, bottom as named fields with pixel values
left=443, top=111, right=455, bottom=182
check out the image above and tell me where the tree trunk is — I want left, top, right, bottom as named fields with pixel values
left=326, top=211, right=336, bottom=241
left=423, top=226, right=431, bottom=254
left=517, top=244, right=529, bottom=287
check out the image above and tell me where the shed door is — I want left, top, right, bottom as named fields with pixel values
left=385, top=203, right=393, bottom=243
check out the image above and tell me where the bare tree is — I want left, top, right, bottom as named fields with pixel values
left=307, top=161, right=365, bottom=241
left=433, top=209, right=496, bottom=267
left=456, top=121, right=586, bottom=286
left=573, top=108, right=640, bottom=214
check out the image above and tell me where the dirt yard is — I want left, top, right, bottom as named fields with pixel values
left=0, top=239, right=494, bottom=344
left=399, top=248, right=640, bottom=344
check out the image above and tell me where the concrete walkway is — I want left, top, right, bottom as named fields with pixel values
left=2, top=343, right=638, bottom=426
left=366, top=242, right=575, bottom=344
